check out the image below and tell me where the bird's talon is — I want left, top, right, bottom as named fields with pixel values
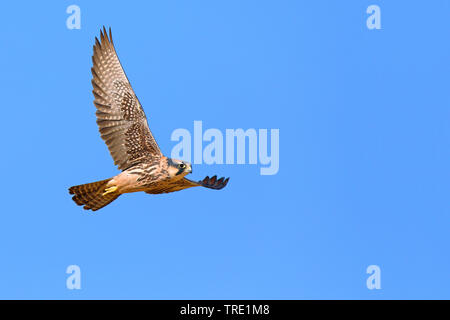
left=102, top=186, right=117, bottom=196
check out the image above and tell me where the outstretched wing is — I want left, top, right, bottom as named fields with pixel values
left=92, top=27, right=161, bottom=171
left=146, top=175, right=230, bottom=194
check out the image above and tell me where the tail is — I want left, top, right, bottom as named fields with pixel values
left=69, top=178, right=120, bottom=211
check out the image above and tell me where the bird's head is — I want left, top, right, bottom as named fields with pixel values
left=166, top=158, right=192, bottom=178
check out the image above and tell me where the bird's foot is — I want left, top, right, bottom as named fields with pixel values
left=102, top=186, right=118, bottom=196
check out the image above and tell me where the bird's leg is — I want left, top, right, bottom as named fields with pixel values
left=102, top=186, right=118, bottom=196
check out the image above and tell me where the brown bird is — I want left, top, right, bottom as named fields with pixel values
left=69, top=27, right=229, bottom=211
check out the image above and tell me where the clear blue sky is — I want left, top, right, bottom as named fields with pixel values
left=0, top=1, right=448, bottom=299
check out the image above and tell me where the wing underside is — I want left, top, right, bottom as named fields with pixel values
left=92, top=27, right=161, bottom=171
left=146, top=175, right=230, bottom=194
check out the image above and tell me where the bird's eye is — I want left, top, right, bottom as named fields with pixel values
left=179, top=163, right=186, bottom=169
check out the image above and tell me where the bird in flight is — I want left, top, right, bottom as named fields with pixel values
left=69, top=27, right=229, bottom=211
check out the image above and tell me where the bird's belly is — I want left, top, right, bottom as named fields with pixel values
left=110, top=172, right=145, bottom=194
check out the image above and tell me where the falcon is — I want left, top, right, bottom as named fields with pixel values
left=69, top=27, right=229, bottom=211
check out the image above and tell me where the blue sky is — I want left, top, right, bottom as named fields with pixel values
left=0, top=1, right=449, bottom=299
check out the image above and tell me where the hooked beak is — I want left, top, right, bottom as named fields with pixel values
left=188, top=164, right=193, bottom=174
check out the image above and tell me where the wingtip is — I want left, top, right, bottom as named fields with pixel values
left=97, top=26, right=113, bottom=47
left=201, top=175, right=230, bottom=190
left=218, top=176, right=229, bottom=189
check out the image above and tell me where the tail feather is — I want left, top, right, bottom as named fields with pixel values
left=69, top=178, right=119, bottom=211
